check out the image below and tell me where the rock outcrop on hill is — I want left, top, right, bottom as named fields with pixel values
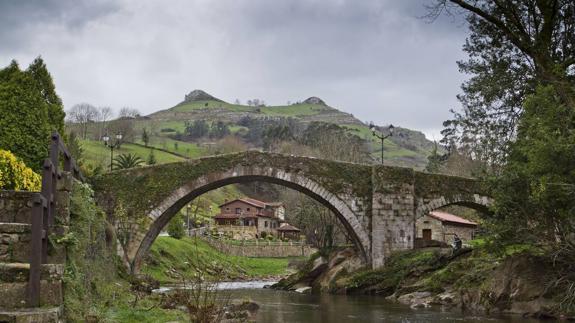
left=303, top=97, right=327, bottom=106
left=182, top=89, right=225, bottom=104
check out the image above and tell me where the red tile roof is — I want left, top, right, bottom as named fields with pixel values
left=428, top=211, right=478, bottom=226
left=219, top=198, right=266, bottom=208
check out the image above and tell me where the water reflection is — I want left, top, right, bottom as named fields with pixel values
left=159, top=282, right=542, bottom=323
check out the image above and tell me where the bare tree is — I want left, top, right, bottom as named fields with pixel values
left=118, top=107, right=141, bottom=119
left=67, top=103, right=98, bottom=139
left=94, top=106, right=114, bottom=140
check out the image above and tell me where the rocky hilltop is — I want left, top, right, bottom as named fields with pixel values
left=181, top=89, right=225, bottom=104
left=303, top=96, right=327, bottom=106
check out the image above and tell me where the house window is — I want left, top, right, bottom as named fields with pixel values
left=226, top=207, right=230, bottom=211
left=235, top=208, right=241, bottom=214
left=265, top=221, right=268, bottom=228
left=247, top=208, right=250, bottom=211
left=423, top=220, right=429, bottom=224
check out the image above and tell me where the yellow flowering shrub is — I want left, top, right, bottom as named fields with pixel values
left=0, top=150, right=41, bottom=191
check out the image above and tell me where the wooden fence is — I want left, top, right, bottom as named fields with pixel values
left=28, top=132, right=83, bottom=306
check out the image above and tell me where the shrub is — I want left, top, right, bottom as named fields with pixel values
left=0, top=150, right=41, bottom=191
left=167, top=215, right=185, bottom=239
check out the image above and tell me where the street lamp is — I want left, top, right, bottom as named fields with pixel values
left=102, top=133, right=122, bottom=171
left=369, top=123, right=394, bottom=165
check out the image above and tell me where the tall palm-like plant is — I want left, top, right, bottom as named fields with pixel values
left=113, top=153, right=144, bottom=170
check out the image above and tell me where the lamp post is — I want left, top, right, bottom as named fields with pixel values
left=102, top=133, right=123, bottom=171
left=186, top=203, right=192, bottom=233
left=369, top=123, right=394, bottom=165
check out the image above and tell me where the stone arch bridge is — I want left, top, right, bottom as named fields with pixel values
left=92, top=151, right=490, bottom=273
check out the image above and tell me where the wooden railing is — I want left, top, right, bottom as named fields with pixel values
left=28, top=132, right=83, bottom=307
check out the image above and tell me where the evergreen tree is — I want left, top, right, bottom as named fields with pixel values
left=142, top=128, right=149, bottom=147
left=184, top=120, right=210, bottom=139
left=0, top=60, right=51, bottom=169
left=209, top=121, right=230, bottom=139
left=425, top=141, right=443, bottom=173
left=26, top=57, right=65, bottom=136
left=67, top=131, right=83, bottom=164
left=146, top=149, right=157, bottom=165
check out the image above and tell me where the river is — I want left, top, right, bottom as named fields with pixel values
left=157, top=281, right=542, bottom=323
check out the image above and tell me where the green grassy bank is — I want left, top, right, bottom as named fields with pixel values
left=142, top=236, right=294, bottom=283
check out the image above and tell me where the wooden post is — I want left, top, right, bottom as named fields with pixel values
left=27, top=194, right=45, bottom=307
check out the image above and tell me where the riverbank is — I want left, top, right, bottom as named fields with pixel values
left=273, top=245, right=575, bottom=320
left=141, top=236, right=299, bottom=283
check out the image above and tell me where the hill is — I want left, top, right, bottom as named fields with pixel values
left=71, top=89, right=437, bottom=171
left=143, top=90, right=436, bottom=168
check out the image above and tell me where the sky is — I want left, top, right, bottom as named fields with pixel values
left=0, top=0, right=469, bottom=140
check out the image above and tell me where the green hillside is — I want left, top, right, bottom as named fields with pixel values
left=80, top=139, right=185, bottom=169
left=142, top=237, right=291, bottom=283
left=73, top=89, right=438, bottom=172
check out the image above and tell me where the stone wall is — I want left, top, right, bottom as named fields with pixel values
left=205, top=238, right=316, bottom=258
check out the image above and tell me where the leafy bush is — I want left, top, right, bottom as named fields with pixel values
left=167, top=214, right=185, bottom=239
left=0, top=150, right=41, bottom=191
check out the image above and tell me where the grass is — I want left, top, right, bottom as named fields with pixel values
left=171, top=100, right=256, bottom=113
left=260, top=103, right=331, bottom=117
left=142, top=237, right=292, bottom=283
left=80, top=139, right=185, bottom=168
left=133, top=136, right=208, bottom=159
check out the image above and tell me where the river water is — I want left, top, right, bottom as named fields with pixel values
left=158, top=281, right=542, bottom=323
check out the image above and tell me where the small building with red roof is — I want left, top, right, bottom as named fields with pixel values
left=416, top=210, right=478, bottom=243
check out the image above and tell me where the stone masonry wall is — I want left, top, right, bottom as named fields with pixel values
left=370, top=166, right=415, bottom=268
left=205, top=238, right=316, bottom=258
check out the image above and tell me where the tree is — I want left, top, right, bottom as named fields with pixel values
left=209, top=121, right=230, bottom=139
left=492, top=85, right=575, bottom=263
left=300, top=122, right=371, bottom=163
left=142, top=128, right=150, bottom=147
left=118, top=107, right=141, bottom=119
left=95, top=106, right=114, bottom=140
left=210, top=136, right=247, bottom=155
left=167, top=214, right=185, bottom=239
left=146, top=149, right=156, bottom=165
left=0, top=60, right=54, bottom=169
left=26, top=57, right=65, bottom=136
left=425, top=141, right=443, bottom=173
left=112, top=153, right=144, bottom=170
left=185, top=120, right=210, bottom=139
left=67, top=103, right=98, bottom=139
left=430, top=0, right=575, bottom=168
left=263, top=124, right=294, bottom=151
left=67, top=131, right=83, bottom=165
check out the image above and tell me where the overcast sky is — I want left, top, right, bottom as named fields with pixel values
left=0, top=0, right=469, bottom=140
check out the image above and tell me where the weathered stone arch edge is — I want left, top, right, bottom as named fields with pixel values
left=128, top=165, right=372, bottom=273
left=414, top=193, right=493, bottom=219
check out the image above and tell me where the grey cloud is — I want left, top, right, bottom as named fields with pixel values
left=0, top=0, right=469, bottom=139
left=0, top=0, right=118, bottom=49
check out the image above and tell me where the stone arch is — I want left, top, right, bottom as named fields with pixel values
left=127, top=165, right=371, bottom=273
left=415, top=193, right=492, bottom=219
